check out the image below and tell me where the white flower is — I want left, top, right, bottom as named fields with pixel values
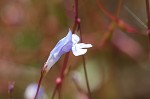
left=44, top=29, right=92, bottom=72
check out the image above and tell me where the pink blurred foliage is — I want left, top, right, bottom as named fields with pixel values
left=75, top=92, right=88, bottom=99
left=112, top=31, right=144, bottom=60
left=1, top=3, right=24, bottom=26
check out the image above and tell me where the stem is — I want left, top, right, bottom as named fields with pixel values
left=98, top=0, right=122, bottom=49
left=82, top=56, right=92, bottom=98
left=95, top=0, right=115, bottom=20
left=60, top=52, right=70, bottom=78
left=75, top=0, right=78, bottom=20
left=34, top=69, right=44, bottom=99
left=51, top=85, right=58, bottom=99
left=58, top=84, right=62, bottom=99
left=146, top=0, right=150, bottom=28
left=78, top=24, right=92, bottom=99
left=34, top=76, right=43, bottom=99
left=51, top=52, right=70, bottom=99
left=115, top=0, right=122, bottom=17
left=145, top=0, right=150, bottom=61
left=51, top=0, right=79, bottom=98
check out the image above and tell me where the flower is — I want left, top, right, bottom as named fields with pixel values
left=44, top=29, right=92, bottom=73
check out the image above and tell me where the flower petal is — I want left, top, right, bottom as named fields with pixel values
left=72, top=34, right=80, bottom=44
left=72, top=45, right=87, bottom=56
left=72, top=43, right=92, bottom=56
left=52, top=29, right=72, bottom=57
left=76, top=43, right=92, bottom=48
left=44, top=29, right=73, bottom=72
left=44, top=55, right=60, bottom=72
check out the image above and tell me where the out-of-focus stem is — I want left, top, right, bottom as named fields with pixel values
left=115, top=0, right=122, bottom=17
left=146, top=0, right=150, bottom=28
left=58, top=83, right=62, bottom=99
left=98, top=0, right=122, bottom=49
left=96, top=0, right=136, bottom=33
left=95, top=0, right=114, bottom=20
left=8, top=82, right=15, bottom=99
left=145, top=0, right=150, bottom=63
left=51, top=85, right=58, bottom=99
left=8, top=94, right=12, bottom=99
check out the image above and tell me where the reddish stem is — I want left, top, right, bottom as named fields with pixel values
left=95, top=0, right=116, bottom=20
left=51, top=0, right=79, bottom=99
left=51, top=85, right=59, bottom=99
left=146, top=0, right=150, bottom=39
left=58, top=83, right=62, bottom=99
left=34, top=68, right=44, bottom=99
left=145, top=0, right=150, bottom=62
left=35, top=0, right=79, bottom=98
left=60, top=52, right=70, bottom=78
left=96, top=0, right=136, bottom=33
left=75, top=0, right=78, bottom=20
left=146, top=0, right=150, bottom=29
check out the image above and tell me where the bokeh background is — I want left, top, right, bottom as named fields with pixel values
left=0, top=0, right=150, bottom=99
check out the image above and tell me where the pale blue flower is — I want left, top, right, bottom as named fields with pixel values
left=44, top=29, right=92, bottom=72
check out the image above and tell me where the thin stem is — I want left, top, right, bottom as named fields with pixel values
left=96, top=0, right=115, bottom=20
left=58, top=84, right=62, bottom=99
left=75, top=0, right=78, bottom=20
left=60, top=52, right=70, bottom=78
left=78, top=24, right=92, bottom=99
left=51, top=0, right=79, bottom=98
left=82, top=56, right=92, bottom=98
left=145, top=0, right=150, bottom=63
left=34, top=69, right=44, bottom=99
left=51, top=52, right=70, bottom=99
left=98, top=0, right=122, bottom=49
left=115, top=0, right=122, bottom=17
left=51, top=85, right=58, bottom=99
left=146, top=0, right=150, bottom=28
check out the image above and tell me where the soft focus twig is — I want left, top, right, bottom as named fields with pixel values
left=145, top=0, right=150, bottom=64
left=146, top=0, right=150, bottom=29
left=96, top=0, right=136, bottom=33
left=98, top=0, right=122, bottom=49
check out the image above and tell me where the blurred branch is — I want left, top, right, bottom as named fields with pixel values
left=146, top=0, right=150, bottom=29
left=145, top=0, right=150, bottom=65
left=98, top=0, right=122, bottom=49
left=96, top=0, right=136, bottom=33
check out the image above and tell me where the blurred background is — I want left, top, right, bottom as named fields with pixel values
left=0, top=0, right=150, bottom=99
